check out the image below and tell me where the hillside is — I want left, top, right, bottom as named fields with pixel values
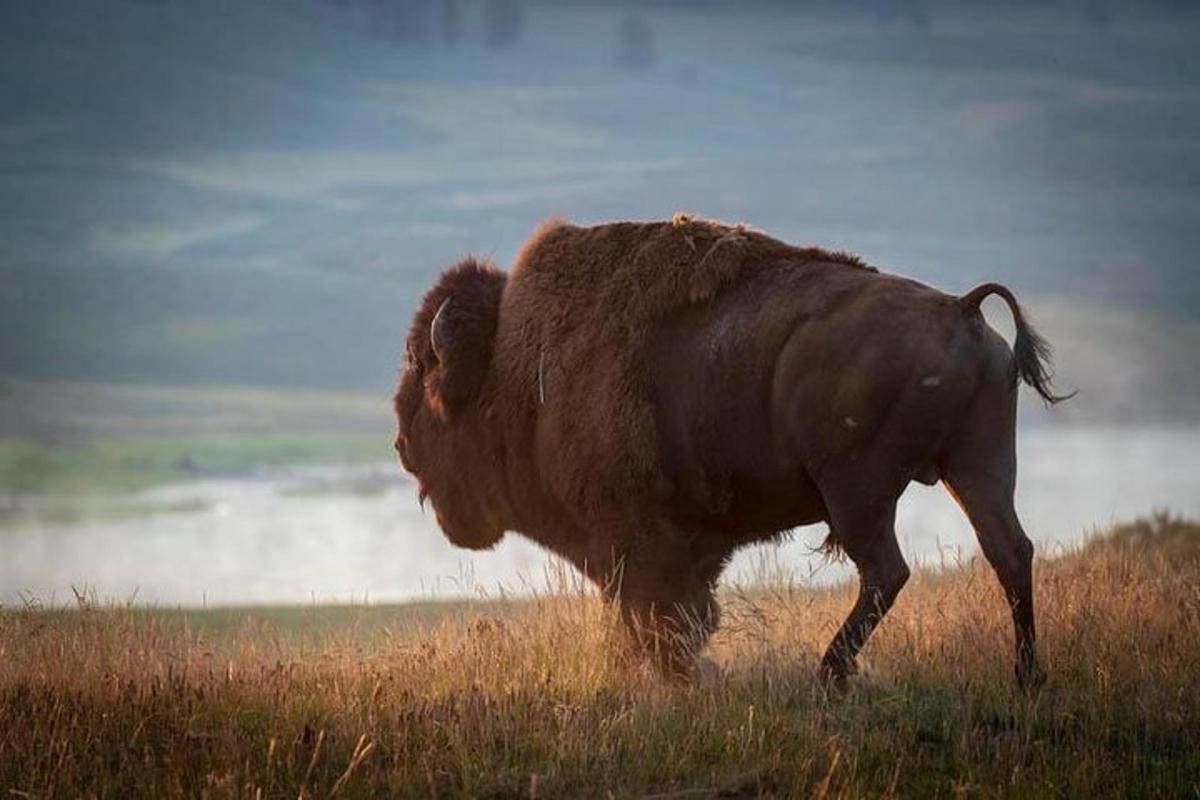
left=2, top=1, right=1199, bottom=422
left=0, top=379, right=391, bottom=492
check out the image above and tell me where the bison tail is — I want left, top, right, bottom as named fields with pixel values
left=959, top=283, right=1076, bottom=406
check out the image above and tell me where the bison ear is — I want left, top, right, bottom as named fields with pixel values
left=422, top=259, right=507, bottom=420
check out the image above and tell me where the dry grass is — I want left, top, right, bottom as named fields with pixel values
left=2, top=514, right=1198, bottom=798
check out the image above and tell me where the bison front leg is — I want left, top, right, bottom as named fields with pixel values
left=619, top=586, right=720, bottom=681
left=615, top=540, right=726, bottom=681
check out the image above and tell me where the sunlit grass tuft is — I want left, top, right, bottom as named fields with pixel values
left=2, top=514, right=1198, bottom=797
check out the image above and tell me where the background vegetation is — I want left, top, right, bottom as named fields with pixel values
left=0, top=380, right=387, bottom=493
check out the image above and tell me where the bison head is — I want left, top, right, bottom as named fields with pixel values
left=394, top=257, right=509, bottom=550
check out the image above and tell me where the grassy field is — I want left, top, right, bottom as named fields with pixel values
left=1, top=515, right=1197, bottom=798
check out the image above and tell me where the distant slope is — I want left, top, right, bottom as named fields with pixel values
left=0, top=380, right=392, bottom=492
left=2, top=0, right=1198, bottom=417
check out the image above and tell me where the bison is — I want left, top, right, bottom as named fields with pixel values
left=393, top=216, right=1070, bottom=688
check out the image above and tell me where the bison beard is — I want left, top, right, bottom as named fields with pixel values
left=394, top=216, right=1069, bottom=688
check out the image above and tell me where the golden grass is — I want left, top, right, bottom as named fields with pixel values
left=2, top=514, right=1198, bottom=798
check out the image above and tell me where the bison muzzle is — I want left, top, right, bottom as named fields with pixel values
left=394, top=217, right=1070, bottom=689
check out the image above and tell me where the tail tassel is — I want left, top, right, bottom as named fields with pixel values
left=959, top=283, right=1077, bottom=406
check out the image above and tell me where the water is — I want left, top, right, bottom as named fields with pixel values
left=2, top=426, right=1197, bottom=607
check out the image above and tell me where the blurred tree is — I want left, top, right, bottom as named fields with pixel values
left=866, top=0, right=931, bottom=32
left=1149, top=0, right=1198, bottom=14
left=441, top=0, right=463, bottom=44
left=370, top=0, right=433, bottom=45
left=1083, top=0, right=1113, bottom=29
left=616, top=13, right=655, bottom=73
left=484, top=0, right=524, bottom=49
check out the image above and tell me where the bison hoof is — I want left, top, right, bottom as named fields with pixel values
left=819, top=655, right=857, bottom=693
left=1016, top=661, right=1047, bottom=694
left=659, top=655, right=720, bottom=685
left=691, top=656, right=722, bottom=685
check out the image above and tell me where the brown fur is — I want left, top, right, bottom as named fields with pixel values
left=394, top=216, right=1066, bottom=685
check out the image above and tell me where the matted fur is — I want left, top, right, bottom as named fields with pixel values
left=496, top=217, right=872, bottom=521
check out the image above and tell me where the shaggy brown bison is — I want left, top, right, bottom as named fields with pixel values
left=394, top=216, right=1070, bottom=688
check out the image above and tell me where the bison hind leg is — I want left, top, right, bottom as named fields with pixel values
left=813, top=469, right=910, bottom=688
left=940, top=389, right=1044, bottom=691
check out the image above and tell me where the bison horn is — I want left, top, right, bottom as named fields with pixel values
left=430, top=297, right=451, bottom=362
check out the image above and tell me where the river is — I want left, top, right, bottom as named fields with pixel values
left=2, top=426, right=1198, bottom=607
